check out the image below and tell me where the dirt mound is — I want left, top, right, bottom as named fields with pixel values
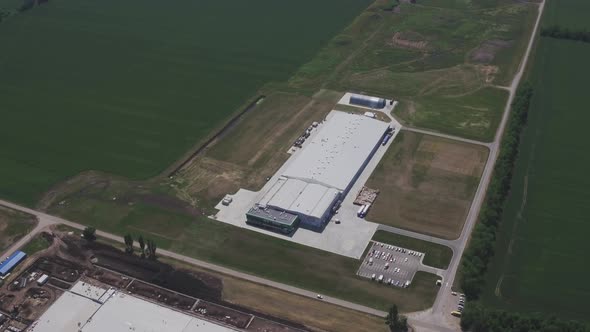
left=471, top=39, right=512, bottom=63
left=390, top=31, right=428, bottom=50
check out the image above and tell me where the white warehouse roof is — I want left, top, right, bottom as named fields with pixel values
left=259, top=177, right=340, bottom=219
left=29, top=281, right=235, bottom=332
left=259, top=111, right=389, bottom=219
left=283, top=111, right=389, bottom=191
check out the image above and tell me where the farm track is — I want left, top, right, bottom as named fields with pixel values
left=0, top=1, right=545, bottom=331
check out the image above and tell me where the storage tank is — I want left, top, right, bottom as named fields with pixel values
left=349, top=95, right=386, bottom=109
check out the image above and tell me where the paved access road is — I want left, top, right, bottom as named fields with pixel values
left=404, top=1, right=546, bottom=330
left=0, top=198, right=387, bottom=318
left=0, top=1, right=545, bottom=330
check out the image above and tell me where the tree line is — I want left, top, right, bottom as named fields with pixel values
left=541, top=25, right=590, bottom=43
left=459, top=83, right=534, bottom=300
left=82, top=226, right=158, bottom=260
left=124, top=234, right=157, bottom=259
left=461, top=302, right=590, bottom=332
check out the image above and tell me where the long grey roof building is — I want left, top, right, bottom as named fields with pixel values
left=252, top=111, right=390, bottom=231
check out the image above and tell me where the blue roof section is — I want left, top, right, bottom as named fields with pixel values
left=0, top=251, right=27, bottom=276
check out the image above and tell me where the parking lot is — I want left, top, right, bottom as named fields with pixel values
left=357, top=241, right=423, bottom=288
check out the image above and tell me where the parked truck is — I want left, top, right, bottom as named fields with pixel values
left=359, top=203, right=371, bottom=218
left=357, top=205, right=366, bottom=217
left=382, top=133, right=392, bottom=146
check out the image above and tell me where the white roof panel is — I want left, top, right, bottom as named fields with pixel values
left=69, top=281, right=108, bottom=302
left=283, top=111, right=389, bottom=191
left=267, top=178, right=308, bottom=209
left=29, top=281, right=235, bottom=332
left=28, top=292, right=101, bottom=332
left=257, top=111, right=388, bottom=220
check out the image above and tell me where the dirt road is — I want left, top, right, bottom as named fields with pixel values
left=0, top=1, right=545, bottom=330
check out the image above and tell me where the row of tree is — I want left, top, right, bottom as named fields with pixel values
left=124, top=234, right=157, bottom=259
left=459, top=83, right=534, bottom=300
left=541, top=25, right=590, bottom=43
left=461, top=302, right=590, bottom=332
left=81, top=227, right=157, bottom=260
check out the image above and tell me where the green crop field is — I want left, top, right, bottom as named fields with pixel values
left=0, top=0, right=372, bottom=206
left=543, top=0, right=590, bottom=29
left=481, top=38, right=590, bottom=321
left=0, top=206, right=37, bottom=251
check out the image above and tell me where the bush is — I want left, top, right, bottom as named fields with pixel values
left=82, top=227, right=96, bottom=241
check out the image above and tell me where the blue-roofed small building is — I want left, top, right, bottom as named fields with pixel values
left=0, top=251, right=27, bottom=277
left=349, top=94, right=386, bottom=109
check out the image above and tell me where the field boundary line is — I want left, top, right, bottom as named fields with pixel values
left=166, top=95, right=266, bottom=177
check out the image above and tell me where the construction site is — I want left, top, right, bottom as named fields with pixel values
left=0, top=230, right=308, bottom=332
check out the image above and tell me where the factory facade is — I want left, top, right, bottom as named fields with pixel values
left=246, top=111, right=390, bottom=233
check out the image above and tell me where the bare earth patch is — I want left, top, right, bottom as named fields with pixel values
left=470, top=39, right=513, bottom=63
left=366, top=131, right=488, bottom=239
left=390, top=31, right=428, bottom=50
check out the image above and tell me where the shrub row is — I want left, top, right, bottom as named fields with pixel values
left=461, top=302, right=590, bottom=332
left=541, top=25, right=590, bottom=43
left=459, top=83, right=534, bottom=300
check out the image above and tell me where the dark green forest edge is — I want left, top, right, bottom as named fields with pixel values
left=459, top=85, right=590, bottom=331
left=541, top=26, right=590, bottom=43
left=461, top=302, right=589, bottom=332
left=460, top=84, right=533, bottom=301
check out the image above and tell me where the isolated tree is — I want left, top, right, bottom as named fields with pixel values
left=396, top=316, right=408, bottom=332
left=146, top=239, right=157, bottom=260
left=124, top=234, right=134, bottom=254
left=385, top=304, right=398, bottom=331
left=82, top=227, right=96, bottom=241
left=385, top=304, right=408, bottom=332
left=138, top=235, right=145, bottom=258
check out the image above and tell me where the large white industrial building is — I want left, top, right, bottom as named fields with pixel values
left=28, top=281, right=234, bottom=332
left=247, top=111, right=390, bottom=232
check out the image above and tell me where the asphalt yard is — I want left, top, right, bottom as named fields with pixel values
left=357, top=241, right=423, bottom=288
